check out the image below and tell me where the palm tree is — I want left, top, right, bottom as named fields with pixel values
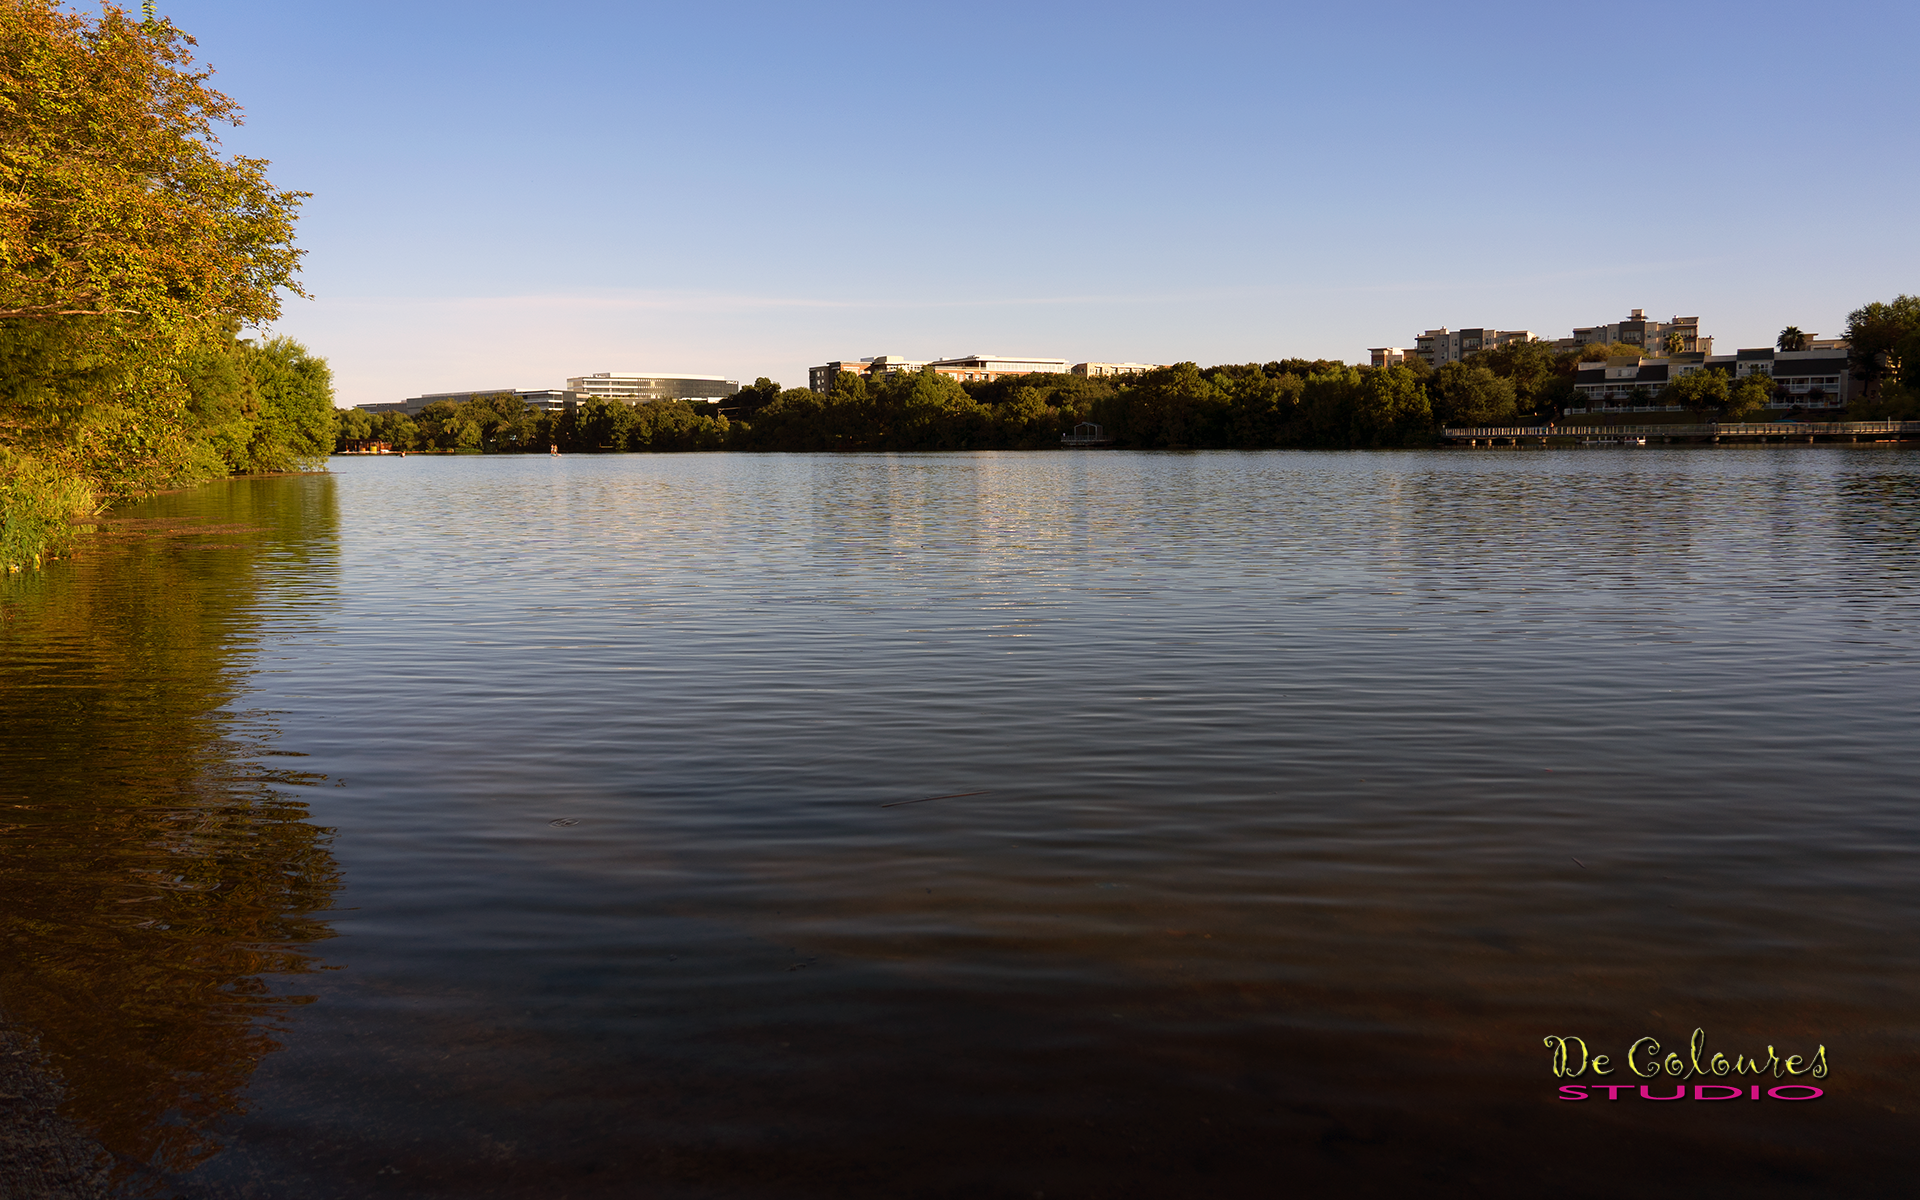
left=1777, top=326, right=1808, bottom=352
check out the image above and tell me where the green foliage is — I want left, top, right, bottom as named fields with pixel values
left=236, top=338, right=334, bottom=471
left=1576, top=342, right=1649, bottom=362
left=332, top=405, right=373, bottom=444
left=727, top=377, right=782, bottom=415
left=1110, top=363, right=1227, bottom=448
left=733, top=360, right=1465, bottom=451
left=0, top=3, right=318, bottom=568
left=1665, top=368, right=1732, bottom=415
left=1726, top=371, right=1775, bottom=420
left=1427, top=362, right=1517, bottom=427
left=370, top=411, right=419, bottom=448
left=1, top=2, right=306, bottom=330
left=1353, top=365, right=1434, bottom=446
left=1777, top=326, right=1808, bottom=352
left=0, top=446, right=96, bottom=570
left=1845, top=295, right=1920, bottom=393
left=1467, top=339, right=1584, bottom=418
left=1219, top=368, right=1306, bottom=447
left=1897, top=328, right=1920, bottom=393
left=1846, top=380, right=1920, bottom=420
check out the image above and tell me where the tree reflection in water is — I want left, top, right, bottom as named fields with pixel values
left=0, top=475, right=341, bottom=1190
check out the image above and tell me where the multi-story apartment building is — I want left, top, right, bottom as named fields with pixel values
left=1072, top=362, right=1161, bottom=377
left=1378, top=311, right=1715, bottom=368
left=1731, top=347, right=1854, bottom=407
left=1372, top=327, right=1534, bottom=369
left=1560, top=310, right=1712, bottom=356
left=1569, top=345, right=1854, bottom=412
left=565, top=373, right=740, bottom=404
left=808, top=359, right=860, bottom=394
left=807, top=356, right=932, bottom=394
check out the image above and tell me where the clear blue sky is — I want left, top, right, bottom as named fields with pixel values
left=155, top=0, right=1919, bottom=406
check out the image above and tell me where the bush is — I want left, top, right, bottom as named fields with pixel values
left=0, top=448, right=96, bottom=571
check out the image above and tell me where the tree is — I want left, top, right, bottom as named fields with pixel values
left=1470, top=339, right=1577, bottom=419
left=1296, top=367, right=1362, bottom=447
left=1664, top=331, right=1687, bottom=356
left=1352, top=365, right=1432, bottom=446
left=1, top=2, right=310, bottom=567
left=728, top=376, right=781, bottom=416
left=0, top=2, right=304, bottom=329
left=1427, top=361, right=1517, bottom=427
left=1726, top=371, right=1775, bottom=420
left=1095, top=363, right=1224, bottom=448
left=236, top=337, right=333, bottom=470
left=369, top=410, right=419, bottom=449
left=1576, top=341, right=1650, bottom=362
left=1665, top=368, right=1731, bottom=416
left=1776, top=326, right=1808, bottom=352
left=1845, top=295, right=1920, bottom=397
left=1220, top=368, right=1305, bottom=447
left=874, top=368, right=985, bottom=450
left=333, top=405, right=373, bottom=448
left=1899, top=327, right=1920, bottom=392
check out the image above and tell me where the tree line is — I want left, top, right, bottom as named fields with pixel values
left=2, top=2, right=332, bottom=571
left=341, top=301, right=1916, bottom=459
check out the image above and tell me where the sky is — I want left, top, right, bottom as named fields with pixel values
left=150, top=0, right=1920, bottom=407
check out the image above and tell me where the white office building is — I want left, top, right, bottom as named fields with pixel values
left=565, top=373, right=741, bottom=404
left=927, top=354, right=1071, bottom=383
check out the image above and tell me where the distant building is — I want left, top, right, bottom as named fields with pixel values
left=1382, top=311, right=1714, bottom=368
left=808, top=359, right=861, bottom=394
left=1733, top=347, right=1855, bottom=409
left=565, top=373, right=740, bottom=404
left=1559, top=310, right=1712, bottom=357
left=927, top=354, right=1071, bottom=383
left=1568, top=344, right=1854, bottom=412
left=359, top=388, right=582, bottom=417
left=1406, top=327, right=1535, bottom=367
left=1072, top=362, right=1160, bottom=377
left=807, top=356, right=930, bottom=394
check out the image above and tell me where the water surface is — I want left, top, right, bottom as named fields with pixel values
left=4, top=449, right=1918, bottom=1197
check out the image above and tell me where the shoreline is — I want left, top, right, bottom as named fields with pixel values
left=0, top=1019, right=111, bottom=1200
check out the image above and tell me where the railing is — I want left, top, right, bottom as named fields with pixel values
left=1444, top=422, right=1920, bottom=439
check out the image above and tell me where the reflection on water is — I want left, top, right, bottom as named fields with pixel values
left=0, top=478, right=341, bottom=1190
left=8, top=451, right=1920, bottom=1197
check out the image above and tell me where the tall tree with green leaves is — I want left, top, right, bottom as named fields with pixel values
left=1845, top=295, right=1920, bottom=398
left=1427, top=362, right=1517, bottom=427
left=1665, top=368, right=1732, bottom=416
left=1727, top=371, right=1775, bottom=419
left=1, top=1, right=310, bottom=567
left=1776, top=326, right=1808, bottom=352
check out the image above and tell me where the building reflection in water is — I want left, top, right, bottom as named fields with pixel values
left=0, top=475, right=341, bottom=1188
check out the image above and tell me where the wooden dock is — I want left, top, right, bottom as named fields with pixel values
left=1443, top=421, right=1920, bottom=447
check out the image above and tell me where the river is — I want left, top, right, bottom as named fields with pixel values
left=3, top=448, right=1916, bottom=1197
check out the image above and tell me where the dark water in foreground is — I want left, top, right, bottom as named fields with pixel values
left=3, top=449, right=1919, bottom=1198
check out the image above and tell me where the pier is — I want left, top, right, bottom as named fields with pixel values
left=1442, top=420, right=1920, bottom=447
